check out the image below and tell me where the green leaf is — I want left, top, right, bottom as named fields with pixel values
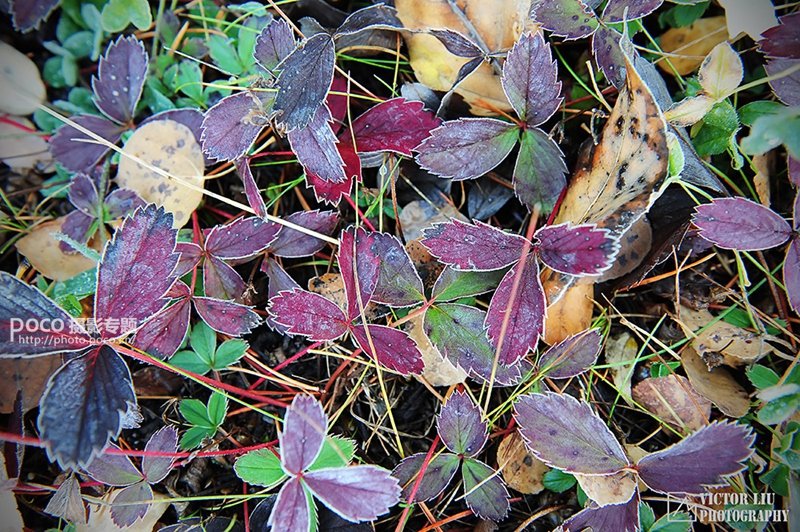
left=739, top=101, right=786, bottom=127
left=543, top=469, right=576, bottom=493
left=175, top=61, right=204, bottom=102
left=741, top=106, right=800, bottom=160
left=758, top=385, right=800, bottom=426
left=190, top=321, right=217, bottom=360
left=180, top=426, right=213, bottom=450
left=639, top=502, right=656, bottom=530
left=180, top=398, right=212, bottom=427
left=101, top=0, right=153, bottom=32
left=213, top=339, right=248, bottom=370
left=237, top=17, right=261, bottom=71
left=207, top=392, right=228, bottom=427
left=208, top=35, right=246, bottom=75
left=53, top=268, right=97, bottom=302
left=692, top=100, right=739, bottom=157
left=234, top=449, right=287, bottom=488
left=43, top=57, right=68, bottom=89
left=650, top=361, right=680, bottom=378
left=658, top=1, right=708, bottom=29
left=651, top=513, right=692, bottom=532
left=432, top=267, right=506, bottom=302
left=747, top=365, right=780, bottom=390
left=171, top=350, right=212, bottom=375
left=308, top=436, right=356, bottom=471
left=62, top=31, right=94, bottom=59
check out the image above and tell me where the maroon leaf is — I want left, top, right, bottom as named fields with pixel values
left=287, top=105, right=346, bottom=183
left=92, top=36, right=148, bottom=124
left=268, top=289, right=348, bottom=341
left=194, top=296, right=261, bottom=337
left=38, top=345, right=136, bottom=468
left=558, top=491, right=640, bottom=532
left=501, top=32, right=562, bottom=127
left=352, top=324, right=424, bottom=375
left=236, top=158, right=268, bottom=219
left=530, top=0, right=599, bottom=40
left=280, top=395, right=328, bottom=474
left=369, top=232, right=425, bottom=307
left=761, top=13, right=800, bottom=59
left=84, top=444, right=142, bottom=486
left=335, top=3, right=403, bottom=36
left=416, top=118, right=518, bottom=181
left=305, top=141, right=360, bottom=205
left=131, top=296, right=191, bottom=360
left=49, top=115, right=126, bottom=172
left=10, top=0, right=59, bottom=32
left=430, top=29, right=483, bottom=58
left=270, top=210, right=338, bottom=258
left=485, top=257, right=546, bottom=365
left=201, top=91, right=270, bottom=162
left=637, top=421, right=755, bottom=495
left=537, top=328, right=602, bottom=379
left=339, top=227, right=381, bottom=319
left=693, top=197, right=792, bottom=251
left=536, top=222, right=618, bottom=275
left=269, top=478, right=312, bottom=531
left=273, top=33, right=336, bottom=131
left=254, top=18, right=296, bottom=75
left=785, top=238, right=800, bottom=313
left=392, top=453, right=460, bottom=502
left=347, top=98, right=442, bottom=156
left=461, top=458, right=510, bottom=521
left=110, top=482, right=152, bottom=528
left=142, top=427, right=178, bottom=484
left=592, top=26, right=627, bottom=88
left=203, top=255, right=246, bottom=301
left=437, top=390, right=487, bottom=457
left=68, top=174, right=100, bottom=214
left=602, top=0, right=664, bottom=22
left=303, top=465, right=401, bottom=521
left=513, top=128, right=567, bottom=212
left=421, top=219, right=527, bottom=271
left=262, top=258, right=301, bottom=332
left=205, top=217, right=281, bottom=260
left=514, top=392, right=630, bottom=474
left=95, top=205, right=179, bottom=339
left=174, top=242, right=202, bottom=277
left=766, top=58, right=800, bottom=106
left=326, top=75, right=350, bottom=133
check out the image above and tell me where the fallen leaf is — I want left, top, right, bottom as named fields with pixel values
left=307, top=273, right=384, bottom=321
left=574, top=470, right=638, bottom=507
left=407, top=314, right=466, bottom=386
left=399, top=199, right=468, bottom=241
left=0, top=41, right=46, bottom=115
left=658, top=17, right=728, bottom=76
left=0, top=454, right=23, bottom=532
left=0, top=356, right=61, bottom=413
left=632, top=374, right=710, bottom=432
left=604, top=332, right=638, bottom=404
left=16, top=217, right=100, bottom=280
left=718, top=0, right=777, bottom=41
left=117, top=119, right=206, bottom=228
left=681, top=347, right=750, bottom=418
left=77, top=488, right=168, bottom=532
left=497, top=431, right=549, bottom=495
left=406, top=239, right=445, bottom=291
left=596, top=216, right=652, bottom=282
left=752, top=153, right=771, bottom=207
left=542, top=283, right=593, bottom=345
left=0, top=116, right=52, bottom=171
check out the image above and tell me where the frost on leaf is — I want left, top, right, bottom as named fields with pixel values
left=254, top=18, right=295, bottom=75
left=530, top=0, right=599, bottom=40
left=269, top=478, right=312, bottom=531
left=287, top=105, right=346, bottom=183
left=201, top=91, right=271, bottom=162
left=602, top=0, right=663, bottom=23
left=461, top=458, right=510, bottom=521
left=513, top=128, right=567, bottom=212
left=421, top=219, right=526, bottom=271
left=369, top=232, right=425, bottom=307
left=785, top=238, right=800, bottom=313
left=558, top=491, right=640, bottom=532
left=268, top=289, right=348, bottom=342
left=280, top=395, right=328, bottom=475
left=92, top=36, right=148, bottom=124
left=303, top=466, right=401, bottom=522
left=236, top=159, right=268, bottom=219
left=352, top=324, right=424, bottom=375
left=537, top=328, right=602, bottom=379
left=692, top=197, right=792, bottom=251
left=338, top=227, right=381, bottom=320
left=335, top=3, right=403, bottom=37
left=49, top=115, right=126, bottom=173
left=10, top=0, right=60, bottom=32
left=501, top=32, right=562, bottom=127
left=204, top=216, right=281, bottom=260
left=536, top=222, right=618, bottom=275
left=392, top=453, right=460, bottom=502
left=270, top=210, right=338, bottom=258
left=437, top=390, right=487, bottom=457
left=346, top=98, right=441, bottom=156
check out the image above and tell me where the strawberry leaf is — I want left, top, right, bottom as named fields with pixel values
left=203, top=255, right=245, bottom=300
left=254, top=18, right=295, bottom=75
left=536, top=222, right=618, bottom=275
left=538, top=328, right=602, bottom=379
left=339, top=227, right=381, bottom=320
left=592, top=26, right=627, bottom=88
left=785, top=238, right=800, bottom=313
left=280, top=395, right=328, bottom=475
left=392, top=453, right=460, bottom=502
left=501, top=32, right=562, bottom=127
left=84, top=444, right=142, bottom=486
left=692, top=197, right=792, bottom=251
left=131, top=288, right=190, bottom=360
left=347, top=98, right=441, bottom=156
left=513, top=127, right=567, bottom=212
left=269, top=477, right=313, bottom=531
left=68, top=173, right=100, bottom=213
left=92, top=36, right=148, bottom=124
left=602, top=0, right=663, bottom=22
left=110, top=481, right=152, bottom=528
left=235, top=449, right=287, bottom=488
left=10, top=0, right=59, bottom=32
left=270, top=210, right=338, bottom=258
left=430, top=29, right=483, bottom=58
left=195, top=296, right=260, bottom=337
left=268, top=289, right=348, bottom=341
left=303, top=465, right=401, bottom=521
left=431, top=267, right=506, bottom=302
left=288, top=105, right=346, bottom=183
left=558, top=491, right=640, bottom=532
left=530, top=0, right=599, bottom=40
left=201, top=91, right=270, bottom=162
left=305, top=141, right=360, bottom=205
left=352, top=324, right=424, bottom=375
left=421, top=219, right=527, bottom=271
left=205, top=216, right=281, bottom=260
left=142, top=426, right=178, bottom=483
left=335, top=3, right=403, bottom=37
left=236, top=159, right=268, bottom=219
left=461, top=458, right=510, bottom=521
left=369, top=232, right=425, bottom=307
left=50, top=115, right=126, bottom=172
left=437, top=390, right=487, bottom=457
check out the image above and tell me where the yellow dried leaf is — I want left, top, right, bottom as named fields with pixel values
left=574, top=470, right=638, bottom=507
left=78, top=489, right=168, bottom=532
left=665, top=95, right=715, bottom=127
left=632, top=374, right=710, bottom=432
left=698, top=42, right=743, bottom=101
left=658, top=17, right=728, bottom=76
left=497, top=431, right=548, bottom=495
left=752, top=153, right=771, bottom=207
left=407, top=315, right=466, bottom=386
left=0, top=116, right=52, bottom=171
left=543, top=282, right=593, bottom=345
left=16, top=217, right=100, bottom=281
left=681, top=347, right=751, bottom=418
left=0, top=41, right=46, bottom=115
left=605, top=332, right=638, bottom=404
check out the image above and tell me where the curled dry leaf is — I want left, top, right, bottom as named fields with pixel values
left=16, top=217, right=100, bottom=281
left=0, top=41, right=46, bottom=115
left=117, top=120, right=206, bottom=228
left=658, top=17, right=728, bottom=76
left=0, top=116, right=53, bottom=171
left=574, top=470, right=638, bottom=508
left=681, top=347, right=750, bottom=418
left=595, top=216, right=652, bottom=283
left=497, top=431, right=548, bottom=495
left=406, top=314, right=466, bottom=386
left=307, top=273, right=383, bottom=321
left=632, top=374, right=711, bottom=432
left=77, top=488, right=169, bottom=532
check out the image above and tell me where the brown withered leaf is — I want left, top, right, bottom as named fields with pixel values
left=497, top=431, right=549, bottom=495
left=632, top=374, right=710, bottom=432
left=658, top=17, right=728, bottom=76
left=681, top=347, right=750, bottom=418
left=16, top=217, right=101, bottom=281
left=0, top=356, right=61, bottom=413
left=406, top=314, right=466, bottom=386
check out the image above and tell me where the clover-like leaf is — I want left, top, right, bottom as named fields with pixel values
left=501, top=32, right=562, bottom=127
left=558, top=491, right=640, bottom=532
left=49, top=115, right=126, bottom=172
left=131, top=285, right=191, bottom=359
left=536, top=222, right=618, bottom=275
left=84, top=445, right=143, bottom=486
left=201, top=91, right=272, bottom=162
left=513, top=127, right=567, bottom=212
left=254, top=18, right=295, bottom=74
left=431, top=267, right=506, bottom=302
left=203, top=255, right=246, bottom=301
left=421, top=219, right=526, bottom=271
left=461, top=458, right=510, bottom=521
left=352, top=324, right=424, bottom=375
left=346, top=98, right=441, bottom=156
left=268, top=289, right=348, bottom=342
left=280, top=395, right=329, bottom=475
left=692, top=197, right=792, bottom=251
left=538, top=328, right=602, bottom=379
left=235, top=449, right=287, bottom=489
left=392, top=453, right=460, bottom=502
left=269, top=477, right=313, bottom=531
left=437, top=390, right=487, bottom=457
left=303, top=465, right=401, bottom=522
left=287, top=105, right=346, bottom=183
left=339, top=227, right=381, bottom=320
left=92, top=36, right=148, bottom=124
left=205, top=216, right=281, bottom=260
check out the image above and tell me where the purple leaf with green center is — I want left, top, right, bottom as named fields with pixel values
left=346, top=98, right=441, bottom=156
left=280, top=395, right=328, bottom=474
left=142, top=426, right=179, bottom=483
left=0, top=272, right=91, bottom=356
left=416, top=118, right=519, bottom=181
left=203, top=255, right=246, bottom=301
left=602, top=0, right=663, bottom=22
left=339, top=227, right=381, bottom=320
left=194, top=296, right=261, bottom=336
left=514, top=392, right=630, bottom=474
left=501, top=32, right=562, bottom=127
left=461, top=458, right=510, bottom=521
left=369, top=232, right=425, bottom=307
left=636, top=421, right=755, bottom=495
left=785, top=239, right=800, bottom=313
left=303, top=465, right=401, bottom=521
left=49, top=115, right=126, bottom=172
left=131, top=283, right=191, bottom=359
left=513, top=128, right=567, bottom=212
left=530, top=0, right=599, bottom=40
left=557, top=491, right=640, bottom=532
left=110, top=481, right=152, bottom=528
left=421, top=219, right=527, bottom=271
left=760, top=12, right=800, bottom=60
left=236, top=158, right=268, bottom=219
left=270, top=210, right=338, bottom=258
left=10, top=0, right=59, bottom=32
left=287, top=105, right=346, bottom=183
left=430, top=29, right=483, bottom=57
left=201, top=91, right=271, bottom=162
left=593, top=26, right=627, bottom=88
left=38, top=345, right=136, bottom=469
left=351, top=324, right=424, bottom=375
left=85, top=445, right=143, bottom=486
left=305, top=141, right=360, bottom=205
left=254, top=18, right=296, bottom=75
left=273, top=33, right=336, bottom=131
left=437, top=390, right=487, bottom=457
left=269, top=478, right=312, bottom=531
left=335, top=3, right=403, bottom=36
left=92, top=36, right=148, bottom=124
left=268, top=289, right=348, bottom=341
left=693, top=197, right=792, bottom=251
left=392, top=453, right=460, bottom=502
left=485, top=256, right=545, bottom=365
left=538, top=328, right=602, bottom=379
left=94, top=204, right=179, bottom=339
left=536, top=222, right=618, bottom=275
left=431, top=267, right=506, bottom=302
left=205, top=216, right=281, bottom=260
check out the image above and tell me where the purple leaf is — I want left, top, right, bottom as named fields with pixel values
left=636, top=421, right=755, bottom=495
left=203, top=255, right=246, bottom=301
left=514, top=392, right=630, bottom=474
left=593, top=26, right=627, bottom=88
left=142, top=426, right=179, bottom=484
left=602, top=0, right=663, bottom=22
left=421, top=219, right=527, bottom=271
left=49, top=115, right=125, bottom=172
left=110, top=482, right=152, bottom=528
left=326, top=75, right=350, bottom=132
left=175, top=242, right=202, bottom=277
left=392, top=453, right=460, bottom=502
left=131, top=289, right=191, bottom=360
left=273, top=33, right=336, bottom=131
left=416, top=118, right=518, bottom=181
left=270, top=210, right=338, bottom=258
left=95, top=205, right=179, bottom=339
left=0, top=271, right=91, bottom=356
left=254, top=18, right=296, bottom=75
left=205, top=217, right=281, bottom=260
left=303, top=465, right=401, bottom=521
left=430, top=29, right=483, bottom=57
left=513, top=128, right=567, bottom=212
left=85, top=445, right=142, bottom=486
left=352, top=324, right=424, bottom=375
left=287, top=105, right=346, bottom=183
left=10, top=0, right=59, bottom=32
left=194, top=296, right=261, bottom=336
left=280, top=395, right=328, bottom=474
left=92, top=36, right=148, bottom=124
left=761, top=12, right=800, bottom=60
left=38, top=345, right=136, bottom=469
left=558, top=491, right=640, bottom=532
left=536, top=222, right=618, bottom=275
left=530, top=0, right=599, bottom=40
left=60, top=210, right=95, bottom=253
left=236, top=159, right=267, bottom=219
left=785, top=238, right=800, bottom=313
left=262, top=258, right=300, bottom=332
left=501, top=32, right=562, bottom=127
left=347, top=98, right=442, bottom=156
left=693, top=197, right=792, bottom=251
left=335, top=3, right=403, bottom=36
left=305, top=141, right=360, bottom=205
left=537, top=328, right=602, bottom=379
left=461, top=458, right=510, bottom=521
left=68, top=174, right=101, bottom=214
left=339, top=227, right=381, bottom=319
left=437, top=390, right=487, bottom=457
left=201, top=91, right=270, bottom=162
left=268, top=289, right=348, bottom=341
left=269, top=478, right=312, bottom=531
left=369, top=232, right=425, bottom=307
left=485, top=257, right=546, bottom=365
left=105, top=189, right=146, bottom=219
left=766, top=58, right=800, bottom=106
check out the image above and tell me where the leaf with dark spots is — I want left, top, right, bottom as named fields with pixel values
left=280, top=394, right=328, bottom=474
left=273, top=33, right=336, bottom=131
left=0, top=271, right=91, bottom=356
left=602, top=0, right=663, bottom=23
left=268, top=289, right=348, bottom=341
left=305, top=141, right=360, bottom=205
left=269, top=478, right=312, bottom=531
left=201, top=91, right=271, bottom=162
left=514, top=392, right=630, bottom=474
left=10, top=0, right=59, bottom=32
left=485, top=257, right=545, bottom=365
left=339, top=227, right=381, bottom=320
left=437, top=390, right=487, bottom=457
left=287, top=105, right=346, bottom=183
left=346, top=98, right=441, bottom=156
left=592, top=26, right=627, bottom=88
left=236, top=159, right=268, bottom=219
left=49, top=115, right=126, bottom=172
left=537, top=222, right=618, bottom=275
left=431, top=267, right=506, bottom=302
left=416, top=118, right=519, bottom=181
left=558, top=491, right=640, bottom=532
left=430, top=29, right=483, bottom=58
left=692, top=197, right=792, bottom=251
left=393, top=453, right=460, bottom=502
left=94, top=205, right=179, bottom=339
left=194, top=297, right=261, bottom=337
left=174, top=242, right=202, bottom=277
left=369, top=232, right=425, bottom=307
left=205, top=216, right=281, bottom=260
left=501, top=32, right=562, bottom=126
left=538, top=328, right=602, bottom=379
left=203, top=255, right=246, bottom=301
left=92, top=36, right=148, bottom=124
left=421, top=219, right=527, bottom=271
left=637, top=421, right=755, bottom=495
left=110, top=482, right=153, bottom=528
left=461, top=458, right=510, bottom=521
left=270, top=210, right=338, bottom=258
left=254, top=18, right=296, bottom=75
left=785, top=238, right=800, bottom=313
left=530, top=0, right=599, bottom=40
left=513, top=128, right=567, bottom=212
left=352, top=324, right=424, bottom=375
left=141, top=108, right=205, bottom=154
left=132, top=296, right=191, bottom=360
left=38, top=345, right=136, bottom=469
